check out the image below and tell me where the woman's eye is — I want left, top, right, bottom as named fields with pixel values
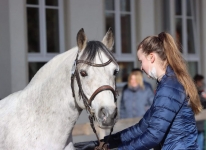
left=80, top=70, right=88, bottom=77
left=113, top=70, right=119, bottom=76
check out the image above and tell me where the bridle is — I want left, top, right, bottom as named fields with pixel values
left=71, top=52, right=119, bottom=146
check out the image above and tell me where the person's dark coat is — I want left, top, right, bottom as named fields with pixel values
left=105, top=66, right=199, bottom=150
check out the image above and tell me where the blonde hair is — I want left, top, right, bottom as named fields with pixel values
left=128, top=71, right=144, bottom=89
left=137, top=32, right=202, bottom=114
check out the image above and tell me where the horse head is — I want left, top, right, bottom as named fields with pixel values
left=72, top=28, right=118, bottom=129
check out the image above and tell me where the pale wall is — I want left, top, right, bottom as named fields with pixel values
left=66, top=0, right=105, bottom=49
left=0, top=0, right=27, bottom=99
left=0, top=0, right=11, bottom=99
left=9, top=0, right=28, bottom=93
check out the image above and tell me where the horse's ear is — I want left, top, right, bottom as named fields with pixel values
left=102, top=27, right=114, bottom=51
left=77, top=28, right=87, bottom=51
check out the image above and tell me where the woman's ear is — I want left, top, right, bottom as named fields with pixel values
left=150, top=53, right=155, bottom=63
left=147, top=53, right=155, bottom=63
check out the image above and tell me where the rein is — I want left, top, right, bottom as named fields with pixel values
left=71, top=52, right=118, bottom=148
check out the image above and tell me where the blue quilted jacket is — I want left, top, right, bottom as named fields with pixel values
left=106, top=66, right=199, bottom=150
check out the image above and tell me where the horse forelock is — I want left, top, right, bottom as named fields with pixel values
left=80, top=41, right=117, bottom=65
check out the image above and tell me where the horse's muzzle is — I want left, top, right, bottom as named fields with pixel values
left=98, top=107, right=117, bottom=128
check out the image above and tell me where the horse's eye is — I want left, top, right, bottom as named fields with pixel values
left=80, top=70, right=88, bottom=77
left=113, top=70, right=119, bottom=76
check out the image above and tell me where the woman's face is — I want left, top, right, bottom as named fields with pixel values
left=130, top=75, right=138, bottom=87
left=137, top=48, right=150, bottom=77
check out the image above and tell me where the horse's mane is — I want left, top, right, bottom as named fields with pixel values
left=27, top=47, right=78, bottom=86
left=80, top=41, right=117, bottom=64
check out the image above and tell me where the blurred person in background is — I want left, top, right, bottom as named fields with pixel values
left=194, top=74, right=206, bottom=108
left=120, top=69, right=154, bottom=119
left=194, top=74, right=206, bottom=150
left=122, top=68, right=153, bottom=92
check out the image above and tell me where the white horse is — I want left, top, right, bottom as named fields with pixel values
left=0, top=28, right=119, bottom=150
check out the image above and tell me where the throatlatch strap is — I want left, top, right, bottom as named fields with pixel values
left=71, top=73, right=75, bottom=98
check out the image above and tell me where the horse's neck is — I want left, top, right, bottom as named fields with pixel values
left=27, top=47, right=78, bottom=87
left=21, top=47, right=81, bottom=142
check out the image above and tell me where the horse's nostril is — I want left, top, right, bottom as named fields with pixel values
left=99, top=108, right=108, bottom=120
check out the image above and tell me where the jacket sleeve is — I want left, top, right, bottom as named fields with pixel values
left=118, top=95, right=183, bottom=150
left=105, top=108, right=151, bottom=148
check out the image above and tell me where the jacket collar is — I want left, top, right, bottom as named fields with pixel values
left=157, top=65, right=175, bottom=85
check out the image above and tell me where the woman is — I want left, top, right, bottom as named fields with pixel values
left=120, top=71, right=154, bottom=119
left=74, top=32, right=202, bottom=150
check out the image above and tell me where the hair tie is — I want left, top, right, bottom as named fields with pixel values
left=158, top=32, right=165, bottom=43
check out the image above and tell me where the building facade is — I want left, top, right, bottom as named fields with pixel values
left=0, top=0, right=206, bottom=142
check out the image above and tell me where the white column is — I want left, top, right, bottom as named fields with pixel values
left=9, top=0, right=28, bottom=93
left=154, top=0, right=164, bottom=34
left=67, top=0, right=105, bottom=48
left=137, top=0, right=155, bottom=41
left=0, top=0, right=11, bottom=99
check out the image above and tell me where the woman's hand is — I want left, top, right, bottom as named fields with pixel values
left=74, top=141, right=98, bottom=150
left=74, top=140, right=110, bottom=150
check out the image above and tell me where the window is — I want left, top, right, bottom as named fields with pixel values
left=105, top=0, right=136, bottom=85
left=174, top=0, right=200, bottom=77
left=26, top=0, right=65, bottom=81
left=116, top=62, right=134, bottom=83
